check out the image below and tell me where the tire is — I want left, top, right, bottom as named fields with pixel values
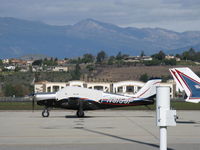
left=42, top=109, right=49, bottom=117
left=76, top=110, right=84, bottom=117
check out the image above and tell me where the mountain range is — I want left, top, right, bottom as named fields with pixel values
left=0, top=17, right=200, bottom=58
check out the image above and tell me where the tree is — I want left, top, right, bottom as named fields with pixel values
left=116, top=52, right=123, bottom=60
left=144, top=59, right=160, bottom=66
left=107, top=56, right=115, bottom=65
left=3, top=84, right=29, bottom=97
left=0, top=59, right=3, bottom=66
left=82, top=53, right=94, bottom=64
left=32, top=59, right=43, bottom=66
left=152, top=50, right=166, bottom=60
left=71, top=64, right=81, bottom=80
left=139, top=73, right=149, bottom=82
left=86, top=64, right=95, bottom=71
left=43, top=58, right=58, bottom=66
left=181, top=48, right=196, bottom=61
left=96, top=51, right=106, bottom=64
left=140, top=51, right=145, bottom=57
left=14, top=66, right=21, bottom=72
left=3, top=84, right=15, bottom=97
left=164, top=59, right=176, bottom=66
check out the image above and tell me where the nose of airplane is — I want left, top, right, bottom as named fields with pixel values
left=35, top=93, right=57, bottom=101
left=30, top=93, right=57, bottom=111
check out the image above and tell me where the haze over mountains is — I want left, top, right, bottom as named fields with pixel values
left=0, top=17, right=200, bottom=58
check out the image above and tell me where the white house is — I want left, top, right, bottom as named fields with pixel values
left=34, top=80, right=175, bottom=98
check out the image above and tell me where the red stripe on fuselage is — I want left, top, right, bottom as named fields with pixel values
left=100, top=102, right=151, bottom=106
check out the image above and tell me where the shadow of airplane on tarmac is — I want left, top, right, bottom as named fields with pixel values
left=83, top=128, right=174, bottom=150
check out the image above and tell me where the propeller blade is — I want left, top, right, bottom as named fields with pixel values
left=30, top=93, right=35, bottom=112
left=32, top=95, right=35, bottom=112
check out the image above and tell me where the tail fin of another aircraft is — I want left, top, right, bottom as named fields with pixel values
left=134, top=79, right=161, bottom=99
left=169, top=67, right=200, bottom=103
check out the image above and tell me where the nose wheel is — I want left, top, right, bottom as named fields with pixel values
left=42, top=108, right=49, bottom=117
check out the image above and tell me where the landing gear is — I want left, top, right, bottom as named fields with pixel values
left=42, top=108, right=49, bottom=117
left=76, top=99, right=84, bottom=117
left=76, top=110, right=85, bottom=117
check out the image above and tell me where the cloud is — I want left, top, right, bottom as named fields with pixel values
left=0, top=0, right=199, bottom=32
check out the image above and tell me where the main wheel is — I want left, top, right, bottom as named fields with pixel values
left=42, top=109, right=49, bottom=117
left=76, top=110, right=84, bottom=117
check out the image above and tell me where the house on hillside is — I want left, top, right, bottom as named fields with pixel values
left=165, top=55, right=181, bottom=61
left=124, top=56, right=152, bottom=62
left=52, top=66, right=68, bottom=72
left=5, top=66, right=16, bottom=71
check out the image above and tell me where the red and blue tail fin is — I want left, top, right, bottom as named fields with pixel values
left=169, top=67, right=200, bottom=103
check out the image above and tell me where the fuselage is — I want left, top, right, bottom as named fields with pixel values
left=36, top=91, right=154, bottom=110
left=34, top=79, right=161, bottom=117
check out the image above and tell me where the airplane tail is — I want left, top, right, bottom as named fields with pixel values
left=169, top=67, right=200, bottom=103
left=134, top=79, right=161, bottom=99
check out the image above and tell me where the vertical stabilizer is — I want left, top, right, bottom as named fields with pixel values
left=169, top=67, right=200, bottom=103
left=134, top=79, right=161, bottom=98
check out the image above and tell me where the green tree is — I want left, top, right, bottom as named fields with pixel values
left=181, top=48, right=196, bottom=61
left=164, top=59, right=177, bottom=66
left=96, top=51, right=106, bottom=64
left=71, top=64, right=81, bottom=80
left=0, top=59, right=3, bottom=66
left=107, top=56, right=115, bottom=65
left=14, top=84, right=29, bottom=97
left=139, top=73, right=149, bottom=82
left=43, top=58, right=57, bottom=66
left=15, top=66, right=21, bottom=72
left=32, top=59, right=43, bottom=66
left=116, top=52, right=123, bottom=60
left=3, top=84, right=16, bottom=97
left=86, top=64, right=95, bottom=71
left=82, top=53, right=94, bottom=64
left=152, top=50, right=166, bottom=60
left=140, top=51, right=145, bottom=57
left=144, top=59, right=161, bottom=66
left=3, top=84, right=29, bottom=97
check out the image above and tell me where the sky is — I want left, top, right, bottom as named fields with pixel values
left=0, top=0, right=200, bottom=32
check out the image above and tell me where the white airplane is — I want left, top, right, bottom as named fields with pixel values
left=169, top=67, right=200, bottom=103
left=33, top=79, right=161, bottom=117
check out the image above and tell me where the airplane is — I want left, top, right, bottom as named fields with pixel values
left=32, top=79, right=161, bottom=117
left=169, top=67, right=200, bottom=103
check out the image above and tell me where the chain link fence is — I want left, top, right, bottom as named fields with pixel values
left=0, top=97, right=32, bottom=102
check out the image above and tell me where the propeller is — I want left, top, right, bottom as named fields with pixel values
left=29, top=93, right=35, bottom=112
left=32, top=94, right=35, bottom=112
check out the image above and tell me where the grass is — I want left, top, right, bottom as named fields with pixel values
left=0, top=102, right=43, bottom=110
left=0, top=101, right=200, bottom=110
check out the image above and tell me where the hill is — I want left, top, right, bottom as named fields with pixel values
left=92, top=65, right=200, bottom=81
left=0, top=17, right=200, bottom=58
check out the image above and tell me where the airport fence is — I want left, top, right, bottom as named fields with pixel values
left=0, top=97, right=32, bottom=102
left=0, top=97, right=183, bottom=102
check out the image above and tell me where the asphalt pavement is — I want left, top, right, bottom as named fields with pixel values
left=0, top=110, right=199, bottom=150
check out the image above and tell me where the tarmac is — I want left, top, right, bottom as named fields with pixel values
left=0, top=110, right=200, bottom=150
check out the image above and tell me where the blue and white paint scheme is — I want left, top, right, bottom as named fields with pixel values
left=169, top=67, right=200, bottom=103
